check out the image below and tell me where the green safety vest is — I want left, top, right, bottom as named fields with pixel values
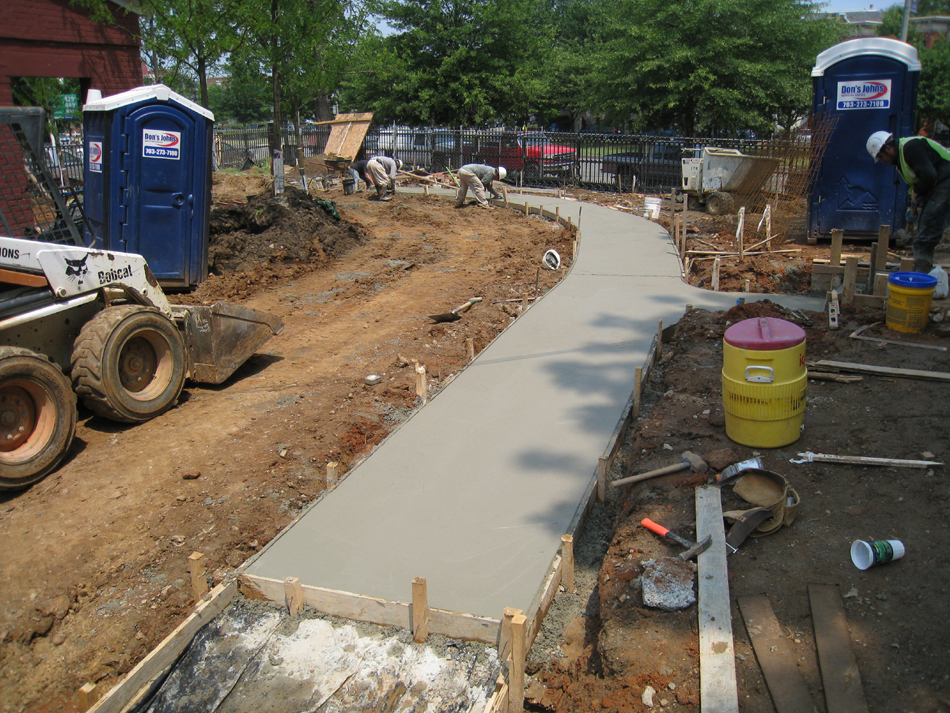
left=896, top=136, right=950, bottom=189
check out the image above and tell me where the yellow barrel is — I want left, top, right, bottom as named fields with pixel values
left=886, top=272, right=937, bottom=334
left=722, top=317, right=806, bottom=448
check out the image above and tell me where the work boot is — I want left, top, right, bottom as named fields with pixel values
left=913, top=245, right=935, bottom=274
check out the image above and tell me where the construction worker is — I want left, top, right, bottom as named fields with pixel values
left=366, top=155, right=402, bottom=201
left=455, top=164, right=507, bottom=209
left=348, top=158, right=372, bottom=192
left=867, top=130, right=950, bottom=273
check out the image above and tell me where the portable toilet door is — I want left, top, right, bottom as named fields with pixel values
left=809, top=38, right=920, bottom=241
left=83, top=85, right=214, bottom=289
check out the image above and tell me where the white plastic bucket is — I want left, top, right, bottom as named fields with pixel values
left=643, top=197, right=661, bottom=219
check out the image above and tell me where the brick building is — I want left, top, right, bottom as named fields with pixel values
left=0, top=0, right=141, bottom=106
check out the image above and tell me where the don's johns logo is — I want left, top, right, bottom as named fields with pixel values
left=143, top=129, right=182, bottom=160
left=836, top=79, right=891, bottom=111
left=89, top=141, right=103, bottom=173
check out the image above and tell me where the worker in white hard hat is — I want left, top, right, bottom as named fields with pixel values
left=868, top=130, right=950, bottom=273
left=366, top=155, right=403, bottom=201
left=454, top=164, right=507, bottom=209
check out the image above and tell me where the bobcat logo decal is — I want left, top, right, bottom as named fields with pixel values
left=64, top=255, right=89, bottom=285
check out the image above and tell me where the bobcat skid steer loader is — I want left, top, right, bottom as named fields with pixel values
left=0, top=236, right=283, bottom=489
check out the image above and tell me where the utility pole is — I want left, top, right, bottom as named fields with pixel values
left=900, top=0, right=914, bottom=42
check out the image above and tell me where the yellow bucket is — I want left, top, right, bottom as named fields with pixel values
left=886, top=272, right=937, bottom=334
left=722, top=317, right=806, bottom=448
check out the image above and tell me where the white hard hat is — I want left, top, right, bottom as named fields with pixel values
left=396, top=158, right=403, bottom=171
left=497, top=166, right=507, bottom=180
left=867, top=131, right=893, bottom=162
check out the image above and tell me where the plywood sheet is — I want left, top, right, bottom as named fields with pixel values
left=317, top=113, right=373, bottom=162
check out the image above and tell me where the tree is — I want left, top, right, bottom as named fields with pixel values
left=207, top=52, right=271, bottom=123
left=589, top=0, right=839, bottom=135
left=339, top=0, right=550, bottom=125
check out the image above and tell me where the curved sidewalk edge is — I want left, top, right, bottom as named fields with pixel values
left=245, top=191, right=823, bottom=626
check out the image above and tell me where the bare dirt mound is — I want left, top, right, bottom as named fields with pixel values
left=184, top=187, right=368, bottom=303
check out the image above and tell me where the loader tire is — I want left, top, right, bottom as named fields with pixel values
left=72, top=306, right=186, bottom=423
left=0, top=347, right=76, bottom=490
left=705, top=191, right=734, bottom=216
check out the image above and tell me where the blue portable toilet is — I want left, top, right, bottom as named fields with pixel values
left=83, top=85, right=214, bottom=289
left=809, top=38, right=920, bottom=242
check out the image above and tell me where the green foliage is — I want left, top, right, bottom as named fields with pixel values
left=340, top=0, right=551, bottom=125
left=589, top=0, right=839, bottom=135
left=918, top=39, right=950, bottom=128
left=207, top=53, right=272, bottom=123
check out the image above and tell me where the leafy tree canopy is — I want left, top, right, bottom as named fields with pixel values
left=589, top=0, right=839, bottom=136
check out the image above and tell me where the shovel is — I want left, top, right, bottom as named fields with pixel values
left=429, top=297, right=482, bottom=323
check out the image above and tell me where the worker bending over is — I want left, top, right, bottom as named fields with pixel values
left=366, top=155, right=402, bottom=201
left=348, top=159, right=372, bottom=192
left=868, top=131, right=950, bottom=273
left=455, top=164, right=507, bottom=209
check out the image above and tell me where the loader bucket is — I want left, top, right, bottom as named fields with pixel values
left=175, top=302, right=283, bottom=384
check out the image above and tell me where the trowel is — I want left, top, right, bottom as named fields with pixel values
left=428, top=297, right=482, bottom=323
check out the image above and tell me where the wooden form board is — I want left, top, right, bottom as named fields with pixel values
left=695, top=486, right=739, bottom=713
left=811, top=359, right=950, bottom=382
left=88, top=581, right=237, bottom=713
left=808, top=584, right=870, bottom=713
left=738, top=595, right=817, bottom=713
left=317, top=113, right=373, bottom=162
left=239, top=574, right=501, bottom=644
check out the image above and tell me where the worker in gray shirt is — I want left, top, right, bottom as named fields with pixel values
left=455, top=164, right=507, bottom=208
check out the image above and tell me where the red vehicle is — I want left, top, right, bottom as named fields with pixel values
left=466, top=131, right=578, bottom=182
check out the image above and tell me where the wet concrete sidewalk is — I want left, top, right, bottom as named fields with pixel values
left=246, top=193, right=820, bottom=620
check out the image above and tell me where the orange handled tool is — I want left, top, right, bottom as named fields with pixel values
left=641, top=518, right=711, bottom=560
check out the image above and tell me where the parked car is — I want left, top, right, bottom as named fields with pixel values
left=465, top=131, right=578, bottom=183
left=602, top=142, right=689, bottom=192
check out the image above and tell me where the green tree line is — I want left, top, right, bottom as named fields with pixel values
left=73, top=0, right=948, bottom=136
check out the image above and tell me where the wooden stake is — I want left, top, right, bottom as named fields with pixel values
left=900, top=257, right=914, bottom=271
left=561, top=534, right=575, bottom=594
left=577, top=206, right=582, bottom=231
left=423, top=184, right=429, bottom=196
left=597, top=456, right=607, bottom=504
left=466, top=337, right=475, bottom=360
left=630, top=174, right=637, bottom=195
left=712, top=257, right=721, bottom=291
left=539, top=204, right=544, bottom=219
left=499, top=607, right=521, bottom=661
left=415, top=363, right=428, bottom=402
left=656, top=319, right=663, bottom=361
left=743, top=279, right=750, bottom=293
left=188, top=552, right=209, bottom=602
left=327, top=461, right=339, bottom=483
left=555, top=206, right=560, bottom=223
left=830, top=229, right=843, bottom=266
left=284, top=576, right=303, bottom=616
left=876, top=225, right=891, bottom=272
left=765, top=203, right=772, bottom=252
left=633, top=366, right=643, bottom=419
left=843, top=256, right=858, bottom=306
left=78, top=682, right=101, bottom=712
left=873, top=273, right=888, bottom=296
left=508, top=614, right=527, bottom=713
left=737, top=207, right=745, bottom=262
left=503, top=185, right=509, bottom=209
left=524, top=203, right=529, bottom=217
left=412, top=576, right=429, bottom=643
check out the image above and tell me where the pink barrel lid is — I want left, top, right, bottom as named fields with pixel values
left=724, top=317, right=805, bottom=351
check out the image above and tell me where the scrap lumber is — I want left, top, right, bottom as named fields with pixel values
left=849, top=324, right=947, bottom=352
left=738, top=595, right=816, bottom=713
left=810, top=360, right=950, bottom=383
left=808, top=584, right=870, bottom=713
left=696, top=486, right=739, bottom=713
left=793, top=451, right=942, bottom=468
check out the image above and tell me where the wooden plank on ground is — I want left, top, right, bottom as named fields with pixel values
left=738, top=595, right=817, bottom=713
left=810, top=360, right=950, bottom=383
left=239, top=574, right=500, bottom=644
left=89, top=581, right=237, bottom=713
left=696, top=486, right=739, bottom=713
left=808, top=584, right=870, bottom=713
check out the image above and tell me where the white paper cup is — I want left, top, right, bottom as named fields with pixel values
left=851, top=540, right=906, bottom=570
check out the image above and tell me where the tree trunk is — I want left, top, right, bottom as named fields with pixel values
left=314, top=95, right=334, bottom=122
left=197, top=55, right=208, bottom=108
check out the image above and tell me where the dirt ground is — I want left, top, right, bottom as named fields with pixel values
left=1, top=172, right=948, bottom=713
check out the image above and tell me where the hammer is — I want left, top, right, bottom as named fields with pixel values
left=641, top=518, right=712, bottom=561
left=610, top=451, right=707, bottom=488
